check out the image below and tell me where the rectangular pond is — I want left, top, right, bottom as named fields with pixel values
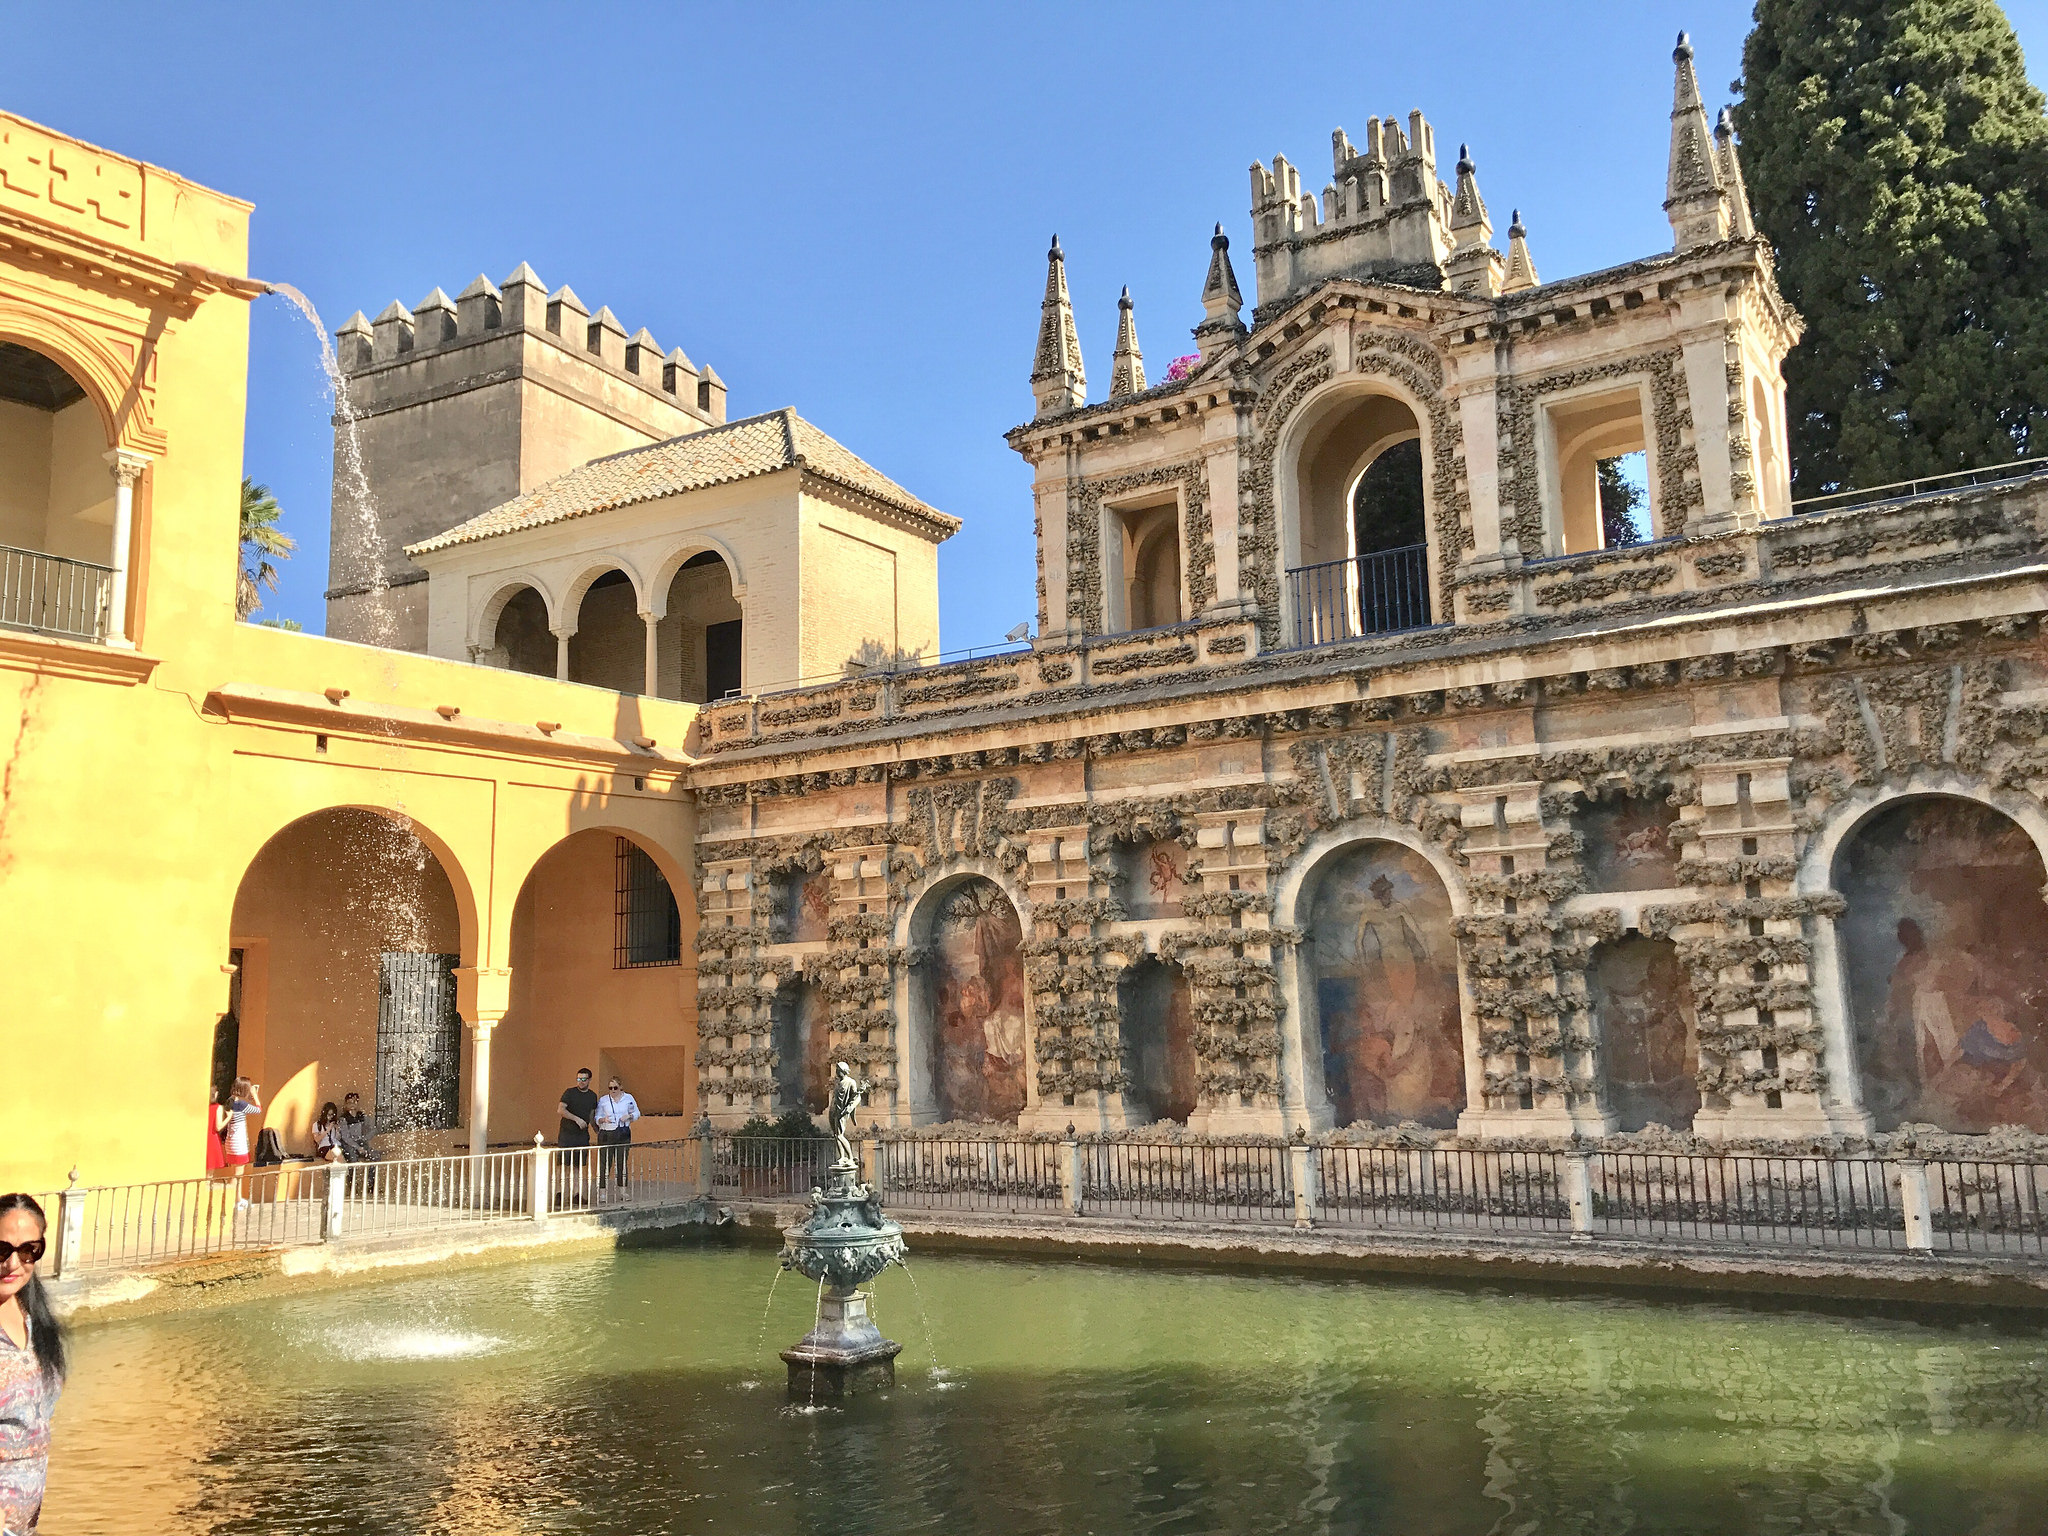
left=44, top=1243, right=2048, bottom=1534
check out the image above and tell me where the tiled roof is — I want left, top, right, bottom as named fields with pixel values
left=406, top=407, right=958, bottom=555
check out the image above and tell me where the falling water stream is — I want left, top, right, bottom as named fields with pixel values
left=44, top=1244, right=2048, bottom=1535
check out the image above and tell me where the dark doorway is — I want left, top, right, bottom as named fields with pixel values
left=376, top=952, right=461, bottom=1132
left=1353, top=438, right=1426, bottom=555
left=211, top=950, right=244, bottom=1104
left=706, top=618, right=743, bottom=700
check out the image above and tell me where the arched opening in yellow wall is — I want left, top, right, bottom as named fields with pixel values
left=227, top=808, right=464, bottom=1159
left=0, top=340, right=119, bottom=641
left=493, top=829, right=694, bottom=1145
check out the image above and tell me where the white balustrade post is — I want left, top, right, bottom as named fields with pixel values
left=102, top=450, right=149, bottom=645
left=1060, top=1129, right=1083, bottom=1216
left=531, top=1134, right=551, bottom=1222
left=51, top=1168, right=87, bottom=1281
left=1898, top=1158, right=1935, bottom=1252
left=323, top=1162, right=346, bottom=1241
left=1289, top=1140, right=1317, bottom=1231
left=1564, top=1150, right=1596, bottom=1239
left=693, top=1122, right=714, bottom=1199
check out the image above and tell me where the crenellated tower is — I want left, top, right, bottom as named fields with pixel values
left=326, top=263, right=726, bottom=649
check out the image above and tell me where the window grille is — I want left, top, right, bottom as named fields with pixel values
left=615, top=837, right=682, bottom=968
left=376, top=952, right=461, bottom=1131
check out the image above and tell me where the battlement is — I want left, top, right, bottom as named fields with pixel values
left=1249, top=109, right=1461, bottom=314
left=333, top=262, right=727, bottom=427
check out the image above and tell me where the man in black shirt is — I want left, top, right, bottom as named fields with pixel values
left=557, top=1068, right=598, bottom=1206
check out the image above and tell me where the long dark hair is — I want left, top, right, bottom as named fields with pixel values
left=0, top=1193, right=65, bottom=1386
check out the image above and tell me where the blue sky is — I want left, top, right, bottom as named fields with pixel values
left=10, top=2, right=2048, bottom=648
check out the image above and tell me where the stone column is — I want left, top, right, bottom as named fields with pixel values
left=640, top=611, right=660, bottom=697
left=552, top=628, right=573, bottom=681
left=102, top=450, right=149, bottom=645
left=467, top=1015, right=502, bottom=1156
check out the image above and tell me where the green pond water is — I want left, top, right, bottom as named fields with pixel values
left=43, top=1241, right=2048, bottom=1535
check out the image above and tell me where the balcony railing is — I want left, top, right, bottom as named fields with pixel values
left=1782, top=453, right=2048, bottom=519
left=1285, top=542, right=1434, bottom=648
left=0, top=544, right=111, bottom=642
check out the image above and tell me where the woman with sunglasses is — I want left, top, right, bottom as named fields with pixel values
left=0, top=1194, right=65, bottom=1535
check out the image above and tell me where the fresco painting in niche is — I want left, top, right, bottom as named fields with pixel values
left=928, top=877, right=1029, bottom=1122
left=1837, top=798, right=2048, bottom=1133
left=775, top=869, right=830, bottom=943
left=1119, top=837, right=1190, bottom=919
left=1311, top=842, right=1464, bottom=1127
left=770, top=979, right=832, bottom=1116
left=1588, top=935, right=1700, bottom=1130
left=1119, top=959, right=1198, bottom=1123
left=1577, top=793, right=1681, bottom=891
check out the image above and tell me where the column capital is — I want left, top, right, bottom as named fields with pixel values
left=103, top=448, right=151, bottom=486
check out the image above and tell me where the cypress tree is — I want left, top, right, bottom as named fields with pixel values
left=1734, top=1, right=2048, bottom=493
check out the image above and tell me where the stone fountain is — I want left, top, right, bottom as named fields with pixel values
left=778, top=1062, right=905, bottom=1398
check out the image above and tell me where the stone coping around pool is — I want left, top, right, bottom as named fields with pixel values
left=719, top=1201, right=2048, bottom=1312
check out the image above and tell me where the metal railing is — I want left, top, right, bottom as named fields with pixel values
left=1783, top=454, right=2048, bottom=518
left=0, top=544, right=110, bottom=642
left=1285, top=543, right=1433, bottom=648
left=37, top=1137, right=2048, bottom=1280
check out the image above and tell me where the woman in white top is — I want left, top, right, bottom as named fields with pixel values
left=593, top=1078, right=641, bottom=1205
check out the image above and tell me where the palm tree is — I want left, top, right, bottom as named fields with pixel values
left=238, top=477, right=295, bottom=619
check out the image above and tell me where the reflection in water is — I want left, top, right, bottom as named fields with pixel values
left=45, top=1247, right=2048, bottom=1535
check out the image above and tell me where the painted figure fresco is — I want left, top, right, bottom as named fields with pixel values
left=1837, top=797, right=2048, bottom=1133
left=1310, top=842, right=1465, bottom=1127
left=771, top=978, right=832, bottom=1115
left=1119, top=837, right=1190, bottom=919
left=1589, top=935, right=1700, bottom=1130
left=1120, top=959, right=1198, bottom=1123
left=1577, top=793, right=1682, bottom=892
left=928, top=877, right=1029, bottom=1122
left=773, top=868, right=831, bottom=943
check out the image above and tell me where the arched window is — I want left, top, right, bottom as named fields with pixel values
left=1285, top=391, right=1431, bottom=645
left=488, top=587, right=554, bottom=676
left=657, top=550, right=743, bottom=702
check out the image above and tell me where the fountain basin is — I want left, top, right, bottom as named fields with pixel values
left=777, top=1158, right=906, bottom=1397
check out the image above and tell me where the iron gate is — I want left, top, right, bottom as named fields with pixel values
left=376, top=952, right=461, bottom=1131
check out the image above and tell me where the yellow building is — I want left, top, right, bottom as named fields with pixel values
left=0, top=110, right=704, bottom=1192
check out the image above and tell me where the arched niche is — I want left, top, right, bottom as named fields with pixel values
left=1832, top=794, right=2048, bottom=1133
left=227, top=808, right=467, bottom=1153
left=770, top=975, right=832, bottom=1117
left=1588, top=934, right=1700, bottom=1131
left=1301, top=839, right=1465, bottom=1128
left=909, top=873, right=1029, bottom=1124
left=498, top=829, right=689, bottom=1141
left=1118, top=956, right=1197, bottom=1124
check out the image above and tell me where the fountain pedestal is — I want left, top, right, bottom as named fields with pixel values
left=777, top=1153, right=905, bottom=1399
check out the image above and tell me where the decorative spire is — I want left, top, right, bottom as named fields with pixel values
left=1714, top=107, right=1756, bottom=239
left=1665, top=31, right=1730, bottom=249
left=1501, top=210, right=1540, bottom=294
left=1109, top=286, right=1147, bottom=399
left=1030, top=235, right=1087, bottom=418
left=1448, top=143, right=1492, bottom=250
left=1193, top=223, right=1246, bottom=363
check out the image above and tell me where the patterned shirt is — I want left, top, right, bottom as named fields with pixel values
left=0, top=1319, right=56, bottom=1535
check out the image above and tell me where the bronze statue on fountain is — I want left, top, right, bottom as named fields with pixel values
left=777, top=1061, right=905, bottom=1397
